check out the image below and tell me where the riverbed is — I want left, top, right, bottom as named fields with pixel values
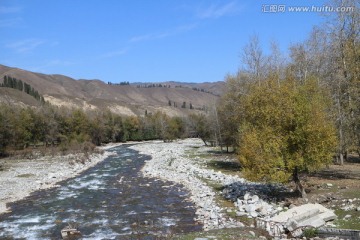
left=0, top=144, right=201, bottom=239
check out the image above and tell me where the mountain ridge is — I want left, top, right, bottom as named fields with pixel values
left=0, top=64, right=224, bottom=116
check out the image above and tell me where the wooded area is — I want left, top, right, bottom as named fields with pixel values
left=213, top=0, right=359, bottom=196
left=0, top=104, right=212, bottom=157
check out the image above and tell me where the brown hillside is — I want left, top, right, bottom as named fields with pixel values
left=0, top=88, right=42, bottom=107
left=0, top=64, right=222, bottom=116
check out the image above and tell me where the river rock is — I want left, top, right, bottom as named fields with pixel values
left=244, top=192, right=250, bottom=201
left=210, top=211, right=218, bottom=220
left=236, top=211, right=247, bottom=217
left=245, top=204, right=257, bottom=213
left=250, top=212, right=258, bottom=218
left=249, top=195, right=259, bottom=203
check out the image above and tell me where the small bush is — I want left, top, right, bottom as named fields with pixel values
left=302, top=227, right=318, bottom=238
left=82, top=141, right=95, bottom=154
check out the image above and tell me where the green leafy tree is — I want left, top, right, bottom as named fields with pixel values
left=12, top=108, right=34, bottom=149
left=164, top=116, right=185, bottom=141
left=141, top=115, right=157, bottom=140
left=218, top=73, right=251, bottom=151
left=188, top=113, right=212, bottom=145
left=151, top=111, right=170, bottom=141
left=238, top=76, right=337, bottom=197
left=0, top=104, right=13, bottom=156
left=89, top=114, right=105, bottom=146
left=123, top=116, right=142, bottom=141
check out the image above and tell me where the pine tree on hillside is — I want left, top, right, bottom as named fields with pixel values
left=181, top=101, right=186, bottom=108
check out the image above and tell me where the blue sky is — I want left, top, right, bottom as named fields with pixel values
left=1, top=0, right=329, bottom=83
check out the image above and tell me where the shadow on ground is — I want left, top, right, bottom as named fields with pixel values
left=346, top=154, right=360, bottom=163
left=311, top=160, right=360, bottom=181
left=311, top=169, right=360, bottom=180
left=222, top=181, right=299, bottom=203
left=208, top=160, right=241, bottom=172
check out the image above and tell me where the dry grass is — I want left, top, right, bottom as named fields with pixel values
left=1, top=64, right=222, bottom=116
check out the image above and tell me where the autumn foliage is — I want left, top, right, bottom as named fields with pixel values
left=237, top=76, right=337, bottom=196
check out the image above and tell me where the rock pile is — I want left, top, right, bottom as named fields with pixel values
left=234, top=192, right=281, bottom=219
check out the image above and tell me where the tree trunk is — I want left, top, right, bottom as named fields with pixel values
left=339, top=152, right=344, bottom=165
left=293, top=167, right=306, bottom=198
left=201, top=138, right=208, bottom=146
left=337, top=96, right=345, bottom=166
left=344, top=150, right=348, bottom=162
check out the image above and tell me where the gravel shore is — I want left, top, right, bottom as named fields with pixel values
left=129, top=138, right=247, bottom=230
left=0, top=143, right=123, bottom=215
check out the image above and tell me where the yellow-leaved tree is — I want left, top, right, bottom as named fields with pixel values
left=238, top=75, right=337, bottom=197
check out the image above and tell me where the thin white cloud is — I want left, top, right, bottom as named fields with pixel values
left=197, top=1, right=238, bottom=19
left=0, top=17, right=22, bottom=27
left=45, top=60, right=75, bottom=66
left=129, top=34, right=152, bottom=43
left=30, top=60, right=76, bottom=73
left=101, top=49, right=127, bottom=58
left=0, top=6, right=22, bottom=14
left=129, top=23, right=198, bottom=43
left=6, top=39, right=45, bottom=53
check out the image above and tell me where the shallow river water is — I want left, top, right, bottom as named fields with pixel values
left=0, top=145, right=202, bottom=239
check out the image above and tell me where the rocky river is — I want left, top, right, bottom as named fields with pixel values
left=0, top=145, right=202, bottom=239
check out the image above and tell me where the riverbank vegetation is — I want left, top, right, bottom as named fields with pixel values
left=0, top=104, right=197, bottom=157
left=0, top=0, right=358, bottom=198
left=213, top=0, right=359, bottom=196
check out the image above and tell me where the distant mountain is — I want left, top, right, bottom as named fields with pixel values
left=0, top=64, right=224, bottom=116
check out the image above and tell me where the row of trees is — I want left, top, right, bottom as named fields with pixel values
left=0, top=103, right=210, bottom=157
left=136, top=84, right=171, bottom=88
left=168, top=100, right=194, bottom=109
left=1, top=76, right=45, bottom=103
left=208, top=0, right=359, bottom=196
left=107, top=81, right=130, bottom=85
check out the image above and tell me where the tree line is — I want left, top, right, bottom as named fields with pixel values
left=191, top=87, right=217, bottom=96
left=0, top=103, right=210, bottom=157
left=136, top=83, right=218, bottom=96
left=107, top=81, right=130, bottom=85
left=168, top=100, right=194, bottom=109
left=136, top=84, right=171, bottom=88
left=1, top=75, right=45, bottom=103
